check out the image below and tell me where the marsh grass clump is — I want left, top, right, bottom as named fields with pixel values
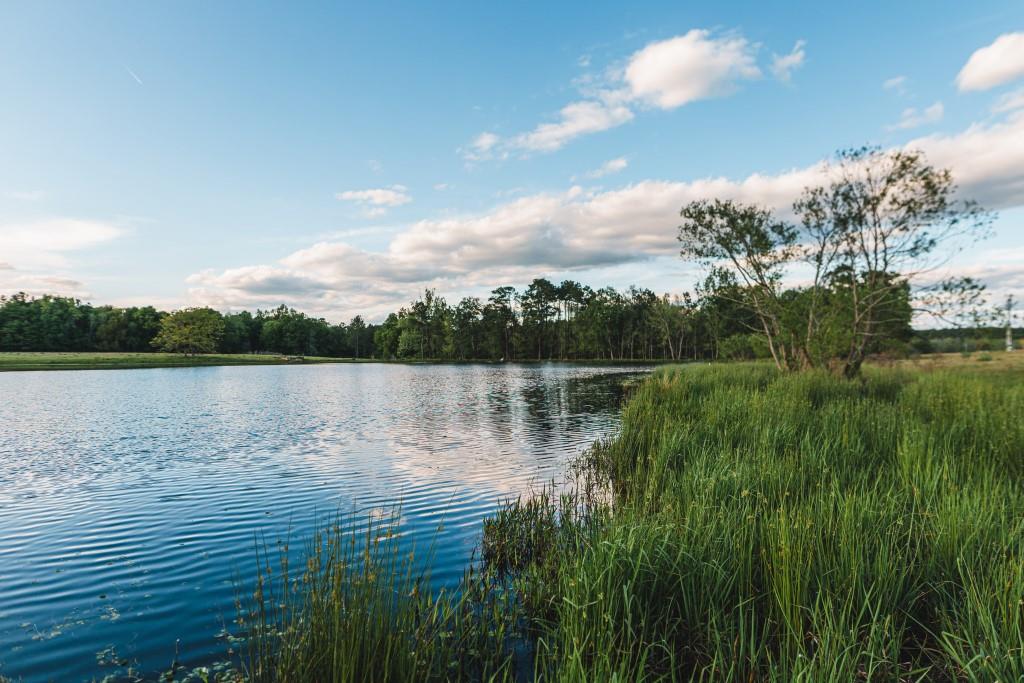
left=236, top=513, right=520, bottom=683
left=522, top=364, right=1024, bottom=681
left=239, top=362, right=1024, bottom=682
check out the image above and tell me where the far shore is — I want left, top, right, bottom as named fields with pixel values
left=0, top=352, right=674, bottom=372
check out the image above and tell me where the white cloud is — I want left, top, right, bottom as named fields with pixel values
left=584, top=157, right=629, bottom=179
left=188, top=171, right=825, bottom=319
left=993, top=87, right=1024, bottom=113
left=0, top=218, right=123, bottom=298
left=944, top=247, right=1024, bottom=289
left=883, top=75, right=907, bottom=92
left=336, top=185, right=411, bottom=216
left=956, top=32, right=1024, bottom=91
left=472, top=132, right=499, bottom=152
left=624, top=30, right=761, bottom=108
left=461, top=132, right=505, bottom=162
left=512, top=100, right=634, bottom=152
left=192, top=112, right=1024, bottom=321
left=770, top=40, right=806, bottom=83
left=888, top=101, right=944, bottom=131
left=0, top=272, right=90, bottom=298
left=465, top=29, right=780, bottom=157
left=0, top=218, right=122, bottom=269
left=905, top=109, right=1024, bottom=209
left=433, top=183, right=450, bottom=191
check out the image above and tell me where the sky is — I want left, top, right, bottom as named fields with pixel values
left=1, top=1, right=1023, bottom=322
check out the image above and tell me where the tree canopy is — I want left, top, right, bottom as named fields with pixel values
left=679, top=146, right=993, bottom=377
left=151, top=307, right=225, bottom=355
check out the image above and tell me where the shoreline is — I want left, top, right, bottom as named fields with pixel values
left=228, top=358, right=1024, bottom=680
left=2, top=350, right=1017, bottom=373
left=0, top=351, right=675, bottom=372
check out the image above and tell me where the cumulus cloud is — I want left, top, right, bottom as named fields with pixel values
left=466, top=28, right=787, bottom=157
left=0, top=272, right=91, bottom=298
left=584, top=157, right=629, bottom=179
left=192, top=112, right=1024, bottom=321
left=993, top=87, right=1024, bottom=113
left=0, top=218, right=122, bottom=298
left=0, top=218, right=122, bottom=269
left=624, top=30, right=761, bottom=108
left=887, top=101, right=944, bottom=131
left=770, top=40, right=806, bottom=83
left=905, top=109, right=1024, bottom=209
left=918, top=246, right=1024, bottom=315
left=188, top=171, right=825, bottom=318
left=956, top=32, right=1024, bottom=91
left=336, top=185, right=411, bottom=216
left=949, top=248, right=1024, bottom=290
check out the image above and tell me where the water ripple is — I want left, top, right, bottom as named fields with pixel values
left=0, top=363, right=646, bottom=681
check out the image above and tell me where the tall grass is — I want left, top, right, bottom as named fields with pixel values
left=235, top=512, right=523, bottom=682
left=240, top=363, right=1024, bottom=681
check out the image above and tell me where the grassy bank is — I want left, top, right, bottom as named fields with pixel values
left=0, top=351, right=372, bottom=371
left=236, top=356, right=1023, bottom=682
left=4, top=350, right=1009, bottom=373
left=0, top=351, right=675, bottom=372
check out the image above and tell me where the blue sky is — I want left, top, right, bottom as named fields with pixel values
left=1, top=1, right=1023, bottom=321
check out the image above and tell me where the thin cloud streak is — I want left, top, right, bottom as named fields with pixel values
left=124, top=66, right=143, bottom=85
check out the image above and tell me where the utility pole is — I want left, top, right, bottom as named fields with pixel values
left=1007, top=295, right=1015, bottom=352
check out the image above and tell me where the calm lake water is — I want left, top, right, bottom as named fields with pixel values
left=0, top=363, right=646, bottom=681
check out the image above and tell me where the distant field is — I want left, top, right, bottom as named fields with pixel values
left=891, top=349, right=1024, bottom=374
left=0, top=352, right=362, bottom=371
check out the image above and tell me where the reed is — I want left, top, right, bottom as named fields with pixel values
left=240, top=362, right=1024, bottom=681
left=235, top=512, right=521, bottom=682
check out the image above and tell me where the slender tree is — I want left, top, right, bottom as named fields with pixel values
left=795, top=147, right=992, bottom=376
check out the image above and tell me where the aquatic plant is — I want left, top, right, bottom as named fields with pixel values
left=241, top=360, right=1024, bottom=681
left=236, top=513, right=520, bottom=682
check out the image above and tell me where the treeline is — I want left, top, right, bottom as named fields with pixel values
left=374, top=283, right=690, bottom=361
left=0, top=285, right=707, bottom=361
left=372, top=279, right=864, bottom=361
left=1, top=278, right=915, bottom=362
left=2, top=285, right=1012, bottom=362
left=0, top=293, right=376, bottom=358
left=915, top=327, right=1022, bottom=354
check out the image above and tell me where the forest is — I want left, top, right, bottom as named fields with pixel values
left=0, top=280, right=914, bottom=362
left=0, top=279, right=1013, bottom=362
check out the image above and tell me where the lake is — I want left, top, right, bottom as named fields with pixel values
left=0, top=363, right=647, bottom=681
